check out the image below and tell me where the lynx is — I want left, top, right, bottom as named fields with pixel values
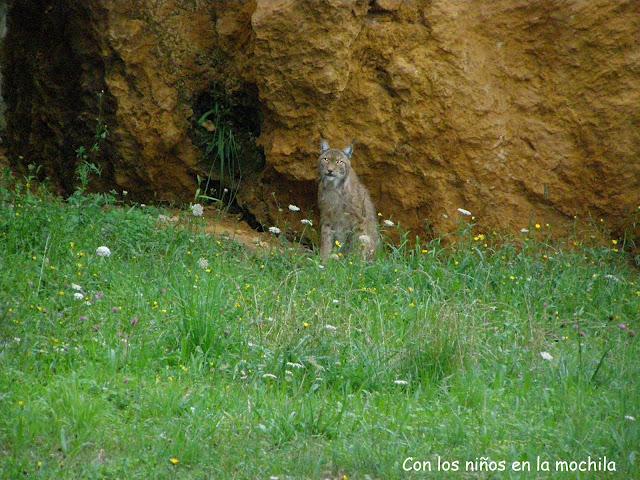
left=317, top=139, right=379, bottom=261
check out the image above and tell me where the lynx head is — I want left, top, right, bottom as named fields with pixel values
left=318, top=139, right=353, bottom=186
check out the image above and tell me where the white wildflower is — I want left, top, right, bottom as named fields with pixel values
left=140, top=204, right=146, bottom=208
left=191, top=203, right=204, bottom=217
left=122, top=190, right=128, bottom=196
left=457, top=208, right=472, bottom=216
left=286, top=362, right=304, bottom=369
left=71, top=283, right=83, bottom=291
left=268, top=226, right=281, bottom=235
left=318, top=264, right=325, bottom=270
left=301, top=219, right=313, bottom=226
left=262, top=373, right=277, bottom=380
left=96, top=246, right=111, bottom=257
left=332, top=299, right=340, bottom=305
left=520, top=228, right=529, bottom=233
left=325, top=324, right=337, bottom=332
left=197, top=257, right=209, bottom=270
left=157, top=214, right=170, bottom=223
left=625, top=415, right=636, bottom=422
left=540, top=351, right=553, bottom=361
left=73, top=292, right=85, bottom=301
left=288, top=204, right=300, bottom=212
left=358, top=234, right=371, bottom=244
left=394, top=379, right=409, bottom=386
left=383, top=219, right=395, bottom=227
left=223, top=188, right=229, bottom=193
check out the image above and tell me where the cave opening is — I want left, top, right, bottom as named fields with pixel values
left=0, top=0, right=6, bottom=137
left=2, top=0, right=114, bottom=194
left=190, top=82, right=265, bottom=226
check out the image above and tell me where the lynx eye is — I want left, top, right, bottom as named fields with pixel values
left=337, top=160, right=344, bottom=165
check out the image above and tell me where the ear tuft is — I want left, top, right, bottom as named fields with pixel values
left=343, top=143, right=354, bottom=158
left=320, top=139, right=330, bottom=153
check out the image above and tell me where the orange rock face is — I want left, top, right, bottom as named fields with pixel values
left=234, top=0, right=640, bottom=239
left=4, top=0, right=640, bottom=239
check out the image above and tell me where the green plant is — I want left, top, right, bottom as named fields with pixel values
left=69, top=91, right=111, bottom=207
left=0, top=182, right=638, bottom=478
left=73, top=159, right=101, bottom=193
left=195, top=104, right=241, bottom=209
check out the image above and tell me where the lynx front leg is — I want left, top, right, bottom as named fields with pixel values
left=320, top=224, right=334, bottom=262
left=357, top=233, right=375, bottom=262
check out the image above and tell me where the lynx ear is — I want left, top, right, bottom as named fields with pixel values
left=320, top=139, right=330, bottom=153
left=343, top=143, right=354, bottom=158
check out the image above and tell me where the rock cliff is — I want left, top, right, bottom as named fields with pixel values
left=3, top=0, right=639, bottom=239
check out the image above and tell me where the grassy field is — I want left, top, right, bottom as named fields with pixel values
left=1, top=178, right=638, bottom=479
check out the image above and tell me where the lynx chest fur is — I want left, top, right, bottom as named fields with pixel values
left=317, top=139, right=379, bottom=261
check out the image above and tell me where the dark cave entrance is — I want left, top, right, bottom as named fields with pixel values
left=190, top=82, right=265, bottom=226
left=2, top=0, right=114, bottom=193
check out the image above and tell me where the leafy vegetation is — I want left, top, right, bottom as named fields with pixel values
left=196, top=104, right=241, bottom=207
left=0, top=174, right=638, bottom=479
left=192, top=84, right=264, bottom=211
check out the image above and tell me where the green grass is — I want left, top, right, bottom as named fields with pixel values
left=0, top=180, right=638, bottom=479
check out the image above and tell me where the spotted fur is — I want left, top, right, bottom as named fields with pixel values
left=317, top=139, right=379, bottom=261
